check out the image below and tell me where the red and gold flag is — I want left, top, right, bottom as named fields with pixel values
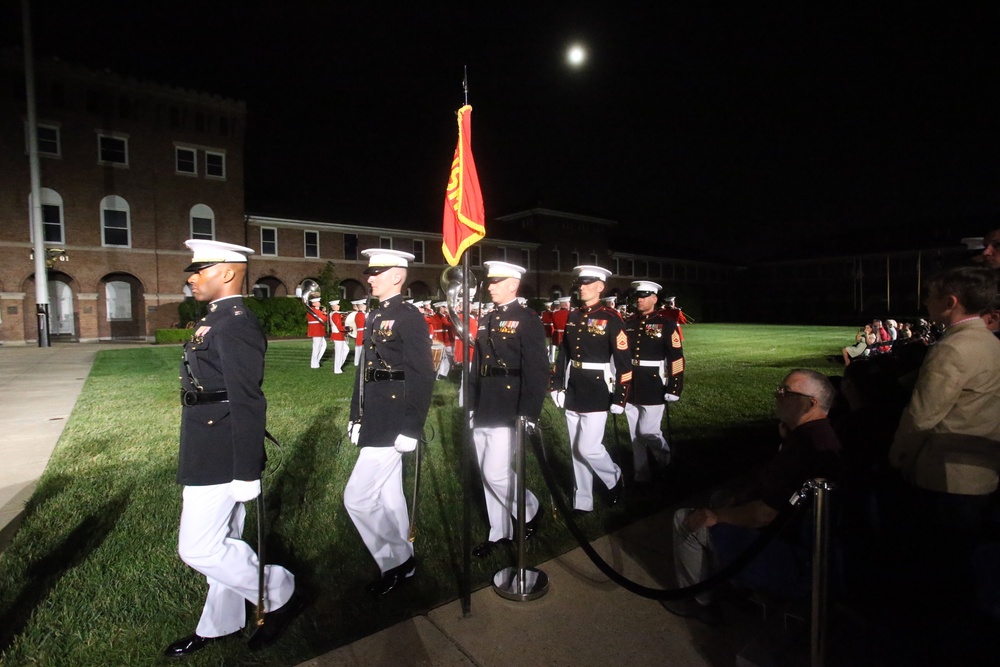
left=442, top=105, right=485, bottom=266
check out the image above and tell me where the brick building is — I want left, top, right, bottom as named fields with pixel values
left=0, top=52, right=245, bottom=343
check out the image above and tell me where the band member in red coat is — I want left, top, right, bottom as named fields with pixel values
left=328, top=300, right=348, bottom=374
left=306, top=294, right=328, bottom=369
left=348, top=299, right=368, bottom=367
left=549, top=296, right=571, bottom=363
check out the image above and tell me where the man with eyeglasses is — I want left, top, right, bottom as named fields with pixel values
left=663, top=369, right=842, bottom=625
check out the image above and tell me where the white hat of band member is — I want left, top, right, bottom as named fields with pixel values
left=432, top=301, right=446, bottom=308
left=603, top=295, right=617, bottom=303
left=309, top=293, right=321, bottom=302
left=631, top=280, right=662, bottom=296
left=573, top=264, right=612, bottom=283
left=351, top=298, right=367, bottom=305
left=544, top=301, right=553, bottom=307
left=555, top=296, right=572, bottom=304
left=183, top=239, right=254, bottom=272
left=361, top=248, right=415, bottom=275
left=483, top=260, right=526, bottom=281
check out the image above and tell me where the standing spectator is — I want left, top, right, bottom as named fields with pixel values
left=328, top=300, right=348, bottom=374
left=890, top=267, right=1000, bottom=518
left=550, top=265, right=631, bottom=513
left=306, top=294, right=328, bottom=369
left=624, top=280, right=684, bottom=483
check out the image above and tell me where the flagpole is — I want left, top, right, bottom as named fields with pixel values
left=461, top=250, right=472, bottom=616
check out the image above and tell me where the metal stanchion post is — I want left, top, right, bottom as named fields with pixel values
left=492, top=416, right=549, bottom=601
left=805, top=478, right=835, bottom=667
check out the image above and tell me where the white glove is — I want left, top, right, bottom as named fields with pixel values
left=664, top=393, right=681, bottom=403
left=348, top=421, right=361, bottom=445
left=610, top=403, right=625, bottom=415
left=524, top=420, right=538, bottom=435
left=394, top=434, right=418, bottom=452
left=550, top=390, right=565, bottom=409
left=230, top=479, right=261, bottom=502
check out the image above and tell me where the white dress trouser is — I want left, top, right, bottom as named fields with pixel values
left=310, top=337, right=327, bottom=368
left=344, top=446, right=414, bottom=574
left=473, top=426, right=540, bottom=542
left=178, top=484, right=295, bottom=638
left=353, top=341, right=364, bottom=367
left=564, top=410, right=621, bottom=511
left=625, top=403, right=670, bottom=481
left=332, top=340, right=349, bottom=373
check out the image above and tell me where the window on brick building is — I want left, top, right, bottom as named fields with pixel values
left=190, top=204, right=215, bottom=240
left=100, top=195, right=131, bottom=247
left=552, top=248, right=560, bottom=272
left=344, top=233, right=358, bottom=260
left=470, top=245, right=482, bottom=266
left=98, top=134, right=128, bottom=166
left=413, top=239, right=425, bottom=264
left=261, top=227, right=277, bottom=256
left=304, top=230, right=319, bottom=258
left=28, top=188, right=65, bottom=244
left=176, top=147, right=197, bottom=175
left=205, top=151, right=226, bottom=179
left=521, top=248, right=530, bottom=271
left=380, top=236, right=393, bottom=249
left=27, top=123, right=61, bottom=157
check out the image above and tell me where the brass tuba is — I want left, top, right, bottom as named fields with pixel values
left=439, top=266, right=478, bottom=339
left=295, top=278, right=321, bottom=306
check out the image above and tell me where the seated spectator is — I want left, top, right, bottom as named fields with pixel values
left=842, top=324, right=873, bottom=366
left=898, top=322, right=912, bottom=340
left=663, top=369, right=843, bottom=625
left=872, top=319, right=891, bottom=354
left=885, top=319, right=899, bottom=341
left=889, top=266, right=1000, bottom=577
left=979, top=226, right=1000, bottom=270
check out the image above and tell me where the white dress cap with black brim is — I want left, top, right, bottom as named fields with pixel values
left=351, top=299, right=368, bottom=306
left=183, top=239, right=254, bottom=272
left=483, top=260, right=526, bottom=281
left=361, top=248, right=415, bottom=275
left=631, top=280, right=662, bottom=296
left=573, top=264, right=612, bottom=284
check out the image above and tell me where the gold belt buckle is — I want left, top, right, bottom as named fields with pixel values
left=572, top=360, right=583, bottom=369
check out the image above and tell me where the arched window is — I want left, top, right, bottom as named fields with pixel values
left=100, top=195, right=131, bottom=247
left=106, top=280, right=132, bottom=320
left=28, top=187, right=65, bottom=244
left=190, top=204, right=215, bottom=240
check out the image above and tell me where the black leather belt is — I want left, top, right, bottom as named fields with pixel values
left=479, top=366, right=521, bottom=377
left=364, top=368, right=405, bottom=382
left=180, top=389, right=229, bottom=406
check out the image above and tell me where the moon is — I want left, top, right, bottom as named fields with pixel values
left=566, top=44, right=587, bottom=67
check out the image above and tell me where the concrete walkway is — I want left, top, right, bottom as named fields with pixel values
left=0, top=342, right=814, bottom=666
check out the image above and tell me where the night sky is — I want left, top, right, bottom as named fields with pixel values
left=4, top=3, right=1000, bottom=261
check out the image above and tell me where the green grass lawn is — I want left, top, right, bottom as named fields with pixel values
left=0, top=323, right=852, bottom=666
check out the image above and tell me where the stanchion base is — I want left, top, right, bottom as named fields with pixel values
left=492, top=566, right=549, bottom=601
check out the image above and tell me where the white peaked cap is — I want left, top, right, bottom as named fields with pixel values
left=351, top=298, right=367, bottom=305
left=483, top=260, right=526, bottom=280
left=183, top=239, right=254, bottom=271
left=631, top=280, right=662, bottom=293
left=361, top=248, right=415, bottom=274
left=573, top=265, right=612, bottom=281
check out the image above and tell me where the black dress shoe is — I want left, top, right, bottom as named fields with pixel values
left=163, top=632, right=237, bottom=658
left=607, top=477, right=624, bottom=506
left=472, top=538, right=512, bottom=558
left=366, top=556, right=416, bottom=596
left=247, top=591, right=306, bottom=651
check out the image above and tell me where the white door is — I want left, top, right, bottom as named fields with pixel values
left=48, top=281, right=75, bottom=336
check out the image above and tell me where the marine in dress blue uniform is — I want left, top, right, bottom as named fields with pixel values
left=551, top=265, right=632, bottom=512
left=166, top=240, right=298, bottom=658
left=344, top=249, right=434, bottom=595
left=624, top=280, right=685, bottom=483
left=471, top=261, right=548, bottom=557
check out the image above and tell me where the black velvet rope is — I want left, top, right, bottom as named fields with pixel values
left=528, top=426, right=804, bottom=601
